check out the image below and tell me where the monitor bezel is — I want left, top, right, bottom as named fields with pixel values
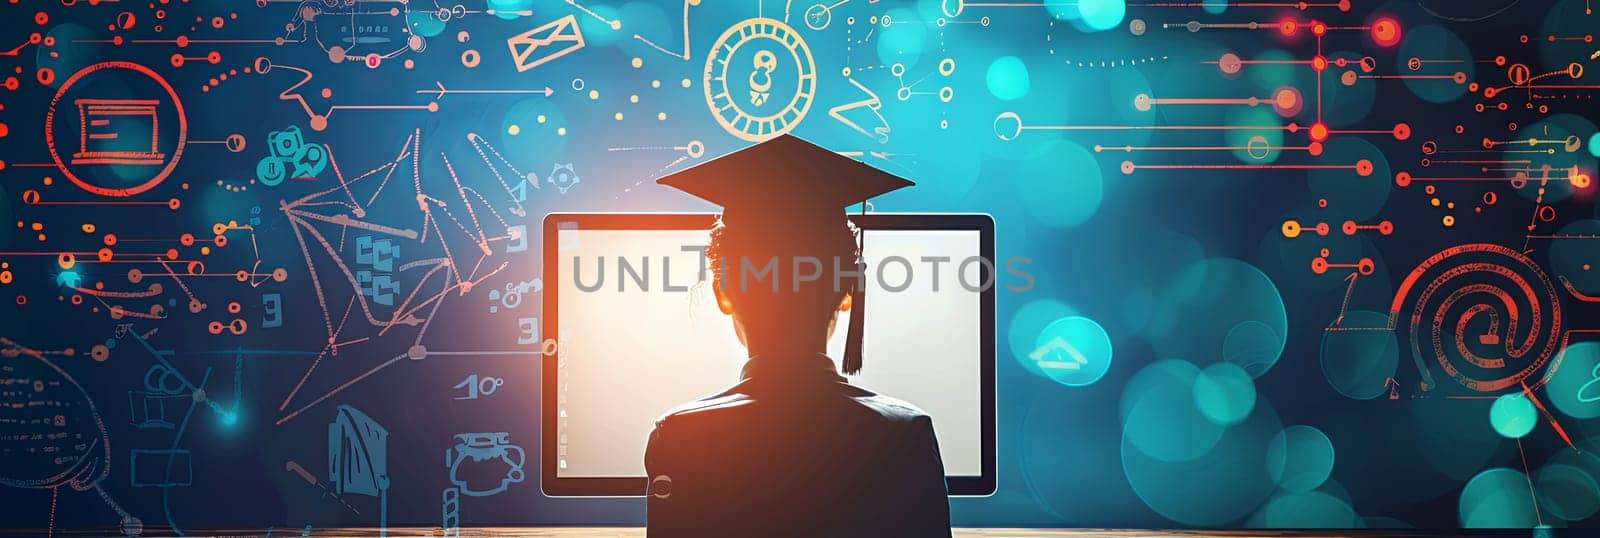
left=541, top=212, right=997, bottom=497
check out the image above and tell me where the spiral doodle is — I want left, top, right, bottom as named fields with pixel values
left=1390, top=243, right=1563, bottom=393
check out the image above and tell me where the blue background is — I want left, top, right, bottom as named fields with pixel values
left=4, top=0, right=1600, bottom=532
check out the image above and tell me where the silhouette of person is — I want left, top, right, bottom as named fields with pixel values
left=644, top=135, right=952, bottom=537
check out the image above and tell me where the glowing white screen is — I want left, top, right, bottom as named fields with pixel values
left=554, top=228, right=983, bottom=478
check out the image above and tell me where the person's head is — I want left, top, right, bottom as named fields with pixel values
left=706, top=217, right=860, bottom=353
left=655, top=134, right=914, bottom=370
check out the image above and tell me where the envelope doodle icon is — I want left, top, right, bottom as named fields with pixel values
left=507, top=15, right=585, bottom=73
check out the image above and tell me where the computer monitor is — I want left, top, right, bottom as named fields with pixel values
left=541, top=213, right=995, bottom=496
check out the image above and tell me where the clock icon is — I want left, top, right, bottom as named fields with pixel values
left=703, top=18, right=817, bottom=142
left=804, top=3, right=832, bottom=30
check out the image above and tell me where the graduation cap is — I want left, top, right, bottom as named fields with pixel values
left=657, top=134, right=913, bottom=374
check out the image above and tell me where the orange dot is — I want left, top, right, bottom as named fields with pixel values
left=166, top=249, right=179, bottom=260
left=1309, top=123, right=1329, bottom=142
left=1279, top=19, right=1298, bottom=35
left=1371, top=18, right=1401, bottom=47
left=1392, top=123, right=1411, bottom=141
left=1311, top=55, right=1327, bottom=72
left=1276, top=88, right=1298, bottom=109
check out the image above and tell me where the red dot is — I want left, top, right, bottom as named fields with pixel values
left=1309, top=123, right=1329, bottom=142
left=1371, top=17, right=1401, bottom=47
left=1392, top=123, right=1411, bottom=141
left=1311, top=22, right=1326, bottom=36
left=1279, top=19, right=1298, bottom=36
left=1311, top=55, right=1327, bottom=72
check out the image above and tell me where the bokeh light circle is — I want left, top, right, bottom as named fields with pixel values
left=1459, top=467, right=1540, bottom=527
left=1121, top=360, right=1223, bottom=462
left=1488, top=393, right=1536, bottom=439
left=1222, top=320, right=1281, bottom=377
left=406, top=8, right=447, bottom=37
left=1122, top=393, right=1282, bottom=525
left=1032, top=316, right=1113, bottom=387
left=1077, top=0, right=1126, bottom=31
left=1319, top=310, right=1400, bottom=399
left=985, top=56, right=1030, bottom=101
left=1535, top=462, right=1600, bottom=522
left=1247, top=491, right=1362, bottom=528
left=1016, top=139, right=1103, bottom=228
left=1267, top=425, right=1336, bottom=492
left=1008, top=299, right=1078, bottom=377
left=1193, top=362, right=1256, bottom=426
left=1396, top=25, right=1472, bottom=103
left=1545, top=341, right=1600, bottom=420
left=1018, top=382, right=1144, bottom=524
left=1153, top=258, right=1288, bottom=377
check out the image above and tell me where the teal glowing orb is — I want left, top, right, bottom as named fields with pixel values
left=1267, top=425, right=1335, bottom=492
left=1489, top=393, right=1536, bottom=439
left=1193, top=362, right=1256, bottom=426
left=1460, top=467, right=1540, bottom=527
left=985, top=56, right=1030, bottom=101
left=1079, top=0, right=1127, bottom=31
left=1031, top=316, right=1113, bottom=387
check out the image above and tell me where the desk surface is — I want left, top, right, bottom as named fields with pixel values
left=65, top=529, right=1550, bottom=537
left=17, top=529, right=1565, bottom=537
left=422, top=531, right=1516, bottom=538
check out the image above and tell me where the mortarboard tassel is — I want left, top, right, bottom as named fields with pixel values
left=842, top=286, right=865, bottom=375
left=842, top=204, right=868, bottom=375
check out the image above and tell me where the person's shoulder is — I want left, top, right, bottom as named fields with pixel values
left=653, top=385, right=754, bottom=428
left=852, top=391, right=932, bottom=424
